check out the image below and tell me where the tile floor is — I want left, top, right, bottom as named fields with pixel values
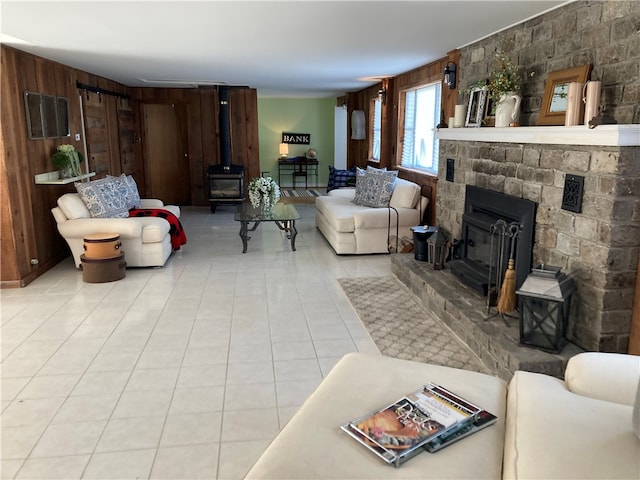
left=1, top=204, right=388, bottom=479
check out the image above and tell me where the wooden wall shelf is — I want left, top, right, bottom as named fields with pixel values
left=34, top=172, right=96, bottom=185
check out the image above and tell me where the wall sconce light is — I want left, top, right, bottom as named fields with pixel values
left=279, top=143, right=289, bottom=159
left=377, top=88, right=386, bottom=105
left=444, top=61, right=457, bottom=90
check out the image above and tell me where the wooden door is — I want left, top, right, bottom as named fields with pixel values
left=142, top=103, right=190, bottom=205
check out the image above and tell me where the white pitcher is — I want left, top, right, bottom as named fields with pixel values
left=494, top=92, right=521, bottom=127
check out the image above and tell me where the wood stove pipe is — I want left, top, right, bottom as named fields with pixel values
left=218, top=86, right=232, bottom=169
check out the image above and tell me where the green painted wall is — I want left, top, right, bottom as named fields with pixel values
left=257, top=97, right=335, bottom=188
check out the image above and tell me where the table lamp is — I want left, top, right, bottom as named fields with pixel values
left=279, top=143, right=289, bottom=159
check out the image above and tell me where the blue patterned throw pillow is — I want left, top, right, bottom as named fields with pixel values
left=352, top=169, right=398, bottom=207
left=75, top=177, right=130, bottom=218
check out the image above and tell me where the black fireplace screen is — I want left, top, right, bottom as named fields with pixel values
left=449, top=186, right=536, bottom=297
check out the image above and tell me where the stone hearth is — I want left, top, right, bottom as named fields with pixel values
left=391, top=253, right=583, bottom=380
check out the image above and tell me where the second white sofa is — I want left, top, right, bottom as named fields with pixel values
left=316, top=178, right=428, bottom=254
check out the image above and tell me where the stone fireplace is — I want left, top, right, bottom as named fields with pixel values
left=434, top=126, right=640, bottom=353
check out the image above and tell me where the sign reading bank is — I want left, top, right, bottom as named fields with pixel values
left=282, top=132, right=310, bottom=145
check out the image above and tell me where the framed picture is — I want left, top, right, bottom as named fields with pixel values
left=483, top=95, right=496, bottom=127
left=466, top=87, right=487, bottom=127
left=537, top=64, right=592, bottom=125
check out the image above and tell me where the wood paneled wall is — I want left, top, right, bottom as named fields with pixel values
left=129, top=86, right=260, bottom=205
left=346, top=51, right=460, bottom=225
left=1, top=46, right=259, bottom=287
left=1, top=46, right=129, bottom=287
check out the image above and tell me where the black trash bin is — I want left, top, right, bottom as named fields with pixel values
left=411, top=225, right=437, bottom=261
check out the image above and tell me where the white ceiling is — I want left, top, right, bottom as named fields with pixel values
left=1, top=0, right=568, bottom=97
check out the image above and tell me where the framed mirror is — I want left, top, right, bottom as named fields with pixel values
left=537, top=64, right=592, bottom=125
left=24, top=92, right=45, bottom=139
left=23, top=92, right=70, bottom=138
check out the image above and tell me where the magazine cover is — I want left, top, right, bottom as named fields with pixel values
left=342, top=383, right=486, bottom=466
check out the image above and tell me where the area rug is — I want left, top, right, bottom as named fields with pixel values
left=279, top=188, right=325, bottom=204
left=338, top=276, right=491, bottom=374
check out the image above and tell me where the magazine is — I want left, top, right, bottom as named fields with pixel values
left=424, top=409, right=498, bottom=453
left=341, top=383, right=494, bottom=467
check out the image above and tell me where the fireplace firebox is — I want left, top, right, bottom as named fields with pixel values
left=208, top=164, right=244, bottom=213
left=449, top=186, right=536, bottom=297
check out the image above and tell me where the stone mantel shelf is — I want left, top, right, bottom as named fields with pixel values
left=436, top=124, right=640, bottom=147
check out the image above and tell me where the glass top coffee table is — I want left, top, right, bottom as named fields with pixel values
left=234, top=203, right=301, bottom=253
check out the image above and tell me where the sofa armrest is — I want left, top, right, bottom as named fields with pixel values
left=139, top=198, right=165, bottom=209
left=57, top=218, right=142, bottom=239
left=564, top=352, right=640, bottom=406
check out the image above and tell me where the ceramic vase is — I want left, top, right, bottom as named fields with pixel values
left=494, top=92, right=522, bottom=127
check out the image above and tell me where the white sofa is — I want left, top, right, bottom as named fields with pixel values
left=245, top=352, right=640, bottom=479
left=52, top=193, right=181, bottom=268
left=316, top=178, right=428, bottom=254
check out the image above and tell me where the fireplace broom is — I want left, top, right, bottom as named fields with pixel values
left=497, top=225, right=519, bottom=314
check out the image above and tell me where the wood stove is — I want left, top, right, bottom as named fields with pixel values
left=208, top=85, right=245, bottom=213
left=449, top=186, right=536, bottom=297
left=208, top=164, right=244, bottom=213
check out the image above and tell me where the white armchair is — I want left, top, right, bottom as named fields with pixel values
left=52, top=193, right=181, bottom=268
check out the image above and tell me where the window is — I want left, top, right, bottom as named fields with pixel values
left=370, top=97, right=382, bottom=161
left=400, top=82, right=441, bottom=175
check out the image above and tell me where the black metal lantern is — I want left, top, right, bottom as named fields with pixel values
left=516, top=265, right=575, bottom=353
left=427, top=228, right=448, bottom=270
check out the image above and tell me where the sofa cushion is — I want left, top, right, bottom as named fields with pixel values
left=505, top=370, right=639, bottom=480
left=57, top=193, right=91, bottom=220
left=75, top=178, right=130, bottom=218
left=246, top=353, right=507, bottom=480
left=352, top=169, right=398, bottom=208
left=315, top=196, right=358, bottom=232
left=327, top=166, right=356, bottom=192
left=390, top=178, right=420, bottom=209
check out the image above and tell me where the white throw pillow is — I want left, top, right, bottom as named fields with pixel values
left=57, top=193, right=91, bottom=220
left=390, top=179, right=420, bottom=209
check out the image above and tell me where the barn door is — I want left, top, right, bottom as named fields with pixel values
left=142, top=103, right=190, bottom=205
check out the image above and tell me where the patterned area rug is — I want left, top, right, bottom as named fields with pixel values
left=280, top=188, right=324, bottom=197
left=339, top=276, right=491, bottom=374
left=279, top=188, right=325, bottom=204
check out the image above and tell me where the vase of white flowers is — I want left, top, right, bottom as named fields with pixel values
left=52, top=144, right=82, bottom=178
left=248, top=176, right=280, bottom=213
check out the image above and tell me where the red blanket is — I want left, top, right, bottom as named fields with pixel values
left=128, top=208, right=187, bottom=251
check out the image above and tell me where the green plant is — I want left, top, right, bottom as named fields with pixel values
left=51, top=150, right=71, bottom=170
left=467, top=52, right=532, bottom=101
left=486, top=52, right=529, bottom=99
